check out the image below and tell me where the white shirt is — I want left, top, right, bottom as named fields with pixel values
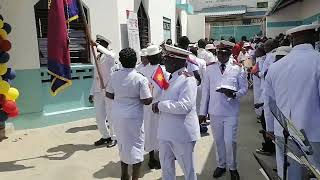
left=90, top=45, right=117, bottom=94
left=197, top=48, right=216, bottom=64
left=253, top=56, right=265, bottom=104
left=158, top=68, right=200, bottom=143
left=264, top=44, right=320, bottom=141
left=200, top=61, right=248, bottom=116
left=106, top=68, right=152, bottom=119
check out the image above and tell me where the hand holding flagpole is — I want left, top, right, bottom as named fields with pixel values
left=76, top=0, right=105, bottom=90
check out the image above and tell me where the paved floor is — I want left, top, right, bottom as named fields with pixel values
left=0, top=91, right=275, bottom=180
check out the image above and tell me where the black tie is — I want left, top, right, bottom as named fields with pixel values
left=220, top=64, right=226, bottom=74
left=169, top=74, right=173, bottom=80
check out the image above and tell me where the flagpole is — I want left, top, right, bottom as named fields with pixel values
left=76, top=0, right=105, bottom=90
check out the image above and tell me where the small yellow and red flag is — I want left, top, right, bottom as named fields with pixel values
left=152, top=66, right=169, bottom=90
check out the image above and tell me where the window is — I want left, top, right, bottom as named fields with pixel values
left=34, top=0, right=90, bottom=66
left=176, top=19, right=181, bottom=42
left=257, top=2, right=268, bottom=8
left=163, top=17, right=171, bottom=41
left=137, top=3, right=149, bottom=49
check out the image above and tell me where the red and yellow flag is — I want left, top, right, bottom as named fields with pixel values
left=152, top=66, right=169, bottom=90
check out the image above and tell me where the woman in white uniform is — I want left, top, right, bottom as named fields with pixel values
left=106, top=48, right=153, bottom=180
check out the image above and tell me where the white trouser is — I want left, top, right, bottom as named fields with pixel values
left=275, top=142, right=306, bottom=179
left=210, top=115, right=238, bottom=170
left=159, top=140, right=197, bottom=180
left=93, top=91, right=115, bottom=140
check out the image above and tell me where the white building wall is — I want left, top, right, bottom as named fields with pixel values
left=180, top=10, right=188, bottom=37
left=1, top=0, right=40, bottom=70
left=187, top=15, right=205, bottom=42
left=82, top=0, right=121, bottom=58
left=300, top=0, right=320, bottom=20
left=118, top=0, right=176, bottom=47
left=148, top=0, right=176, bottom=45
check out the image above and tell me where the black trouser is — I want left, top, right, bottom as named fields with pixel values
left=260, top=110, right=275, bottom=152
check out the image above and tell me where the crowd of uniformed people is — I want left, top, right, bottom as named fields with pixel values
left=88, top=23, right=320, bottom=180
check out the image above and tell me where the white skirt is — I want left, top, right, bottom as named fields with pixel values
left=112, top=114, right=145, bottom=165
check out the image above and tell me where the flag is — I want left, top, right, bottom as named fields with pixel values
left=65, top=0, right=79, bottom=22
left=152, top=66, right=169, bottom=90
left=47, top=0, right=78, bottom=96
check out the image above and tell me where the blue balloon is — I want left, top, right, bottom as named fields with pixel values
left=2, top=68, right=16, bottom=80
left=0, top=52, right=9, bottom=63
left=0, top=110, right=8, bottom=122
left=3, top=23, right=11, bottom=34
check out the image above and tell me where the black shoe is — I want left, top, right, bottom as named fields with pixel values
left=94, top=138, right=110, bottom=146
left=148, top=159, right=161, bottom=169
left=230, top=170, right=240, bottom=180
left=213, top=167, right=226, bottom=178
left=256, top=148, right=273, bottom=156
left=106, top=140, right=117, bottom=148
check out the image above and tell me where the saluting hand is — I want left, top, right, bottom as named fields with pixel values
left=90, top=40, right=98, bottom=47
left=152, top=102, right=160, bottom=113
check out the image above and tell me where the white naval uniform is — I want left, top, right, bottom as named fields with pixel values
left=197, top=48, right=216, bottom=64
left=187, top=55, right=207, bottom=114
left=90, top=45, right=117, bottom=140
left=200, top=60, right=248, bottom=170
left=264, top=44, right=320, bottom=179
left=157, top=67, right=200, bottom=180
left=252, top=56, right=265, bottom=116
left=106, top=68, right=152, bottom=164
left=139, top=64, right=169, bottom=152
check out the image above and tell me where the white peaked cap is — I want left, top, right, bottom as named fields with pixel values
left=140, top=48, right=148, bottom=57
left=147, top=45, right=162, bottom=56
left=96, top=34, right=112, bottom=44
left=286, top=24, right=320, bottom=35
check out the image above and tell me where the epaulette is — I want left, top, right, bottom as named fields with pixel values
left=233, top=60, right=243, bottom=67
left=178, top=71, right=193, bottom=77
left=137, top=72, right=145, bottom=76
left=206, top=62, right=216, bottom=66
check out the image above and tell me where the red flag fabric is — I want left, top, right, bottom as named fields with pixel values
left=152, top=66, right=169, bottom=90
left=47, top=0, right=76, bottom=96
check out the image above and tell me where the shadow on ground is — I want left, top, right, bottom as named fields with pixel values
left=65, top=125, right=98, bottom=133
left=93, top=154, right=155, bottom=179
left=46, top=144, right=105, bottom=160
left=0, top=161, right=34, bottom=172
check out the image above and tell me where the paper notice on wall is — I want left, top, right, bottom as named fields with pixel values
left=127, top=11, right=141, bottom=63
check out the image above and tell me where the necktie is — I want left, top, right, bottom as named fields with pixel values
left=220, top=64, right=226, bottom=74
left=169, top=74, right=173, bottom=80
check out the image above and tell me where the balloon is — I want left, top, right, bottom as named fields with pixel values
left=0, top=110, right=8, bottom=122
left=0, top=63, right=7, bottom=75
left=5, top=88, right=19, bottom=101
left=0, top=20, right=3, bottom=29
left=0, top=80, right=10, bottom=94
left=2, top=100, right=17, bottom=114
left=0, top=29, right=7, bottom=39
left=2, top=68, right=16, bottom=80
left=0, top=52, right=9, bottom=63
left=1, top=40, right=11, bottom=51
left=3, top=23, right=11, bottom=34
left=0, top=94, right=6, bottom=105
left=8, top=109, right=19, bottom=118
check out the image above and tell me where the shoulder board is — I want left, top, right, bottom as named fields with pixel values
left=137, top=72, right=145, bottom=76
left=178, top=71, right=193, bottom=77
left=206, top=62, right=216, bottom=66
left=233, top=60, right=242, bottom=67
